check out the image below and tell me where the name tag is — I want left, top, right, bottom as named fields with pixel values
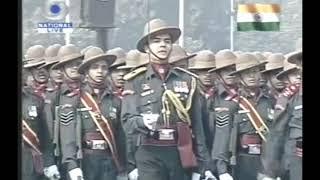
left=294, top=105, right=302, bottom=110
left=141, top=90, right=154, bottom=97
left=215, top=107, right=229, bottom=112
left=28, top=106, right=38, bottom=117
left=77, top=107, right=92, bottom=112
left=158, top=129, right=175, bottom=140
left=44, top=99, right=51, bottom=104
left=238, top=109, right=250, bottom=114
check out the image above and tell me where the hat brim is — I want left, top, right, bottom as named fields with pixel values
left=276, top=67, right=298, bottom=80
left=51, top=54, right=84, bottom=70
left=110, top=57, right=126, bottom=69
left=117, top=60, right=149, bottom=70
left=38, top=57, right=60, bottom=69
left=170, top=53, right=197, bottom=64
left=78, top=54, right=116, bottom=74
left=261, top=67, right=283, bottom=74
left=137, top=27, right=181, bottom=53
left=287, top=50, right=302, bottom=64
left=188, top=65, right=216, bottom=70
left=208, top=63, right=235, bottom=73
left=228, top=61, right=268, bottom=76
left=23, top=59, right=46, bottom=69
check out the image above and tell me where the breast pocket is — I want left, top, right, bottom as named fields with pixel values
left=138, top=95, right=158, bottom=113
left=236, top=112, right=254, bottom=134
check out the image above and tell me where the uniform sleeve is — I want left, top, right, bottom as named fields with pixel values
left=114, top=98, right=127, bottom=173
left=211, top=104, right=234, bottom=175
left=121, top=81, right=145, bottom=172
left=38, top=98, right=55, bottom=167
left=190, top=88, right=211, bottom=174
left=59, top=102, right=79, bottom=171
left=261, top=98, right=292, bottom=178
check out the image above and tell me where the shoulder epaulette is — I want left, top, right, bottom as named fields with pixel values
left=173, top=67, right=199, bottom=79
left=123, top=66, right=147, bottom=81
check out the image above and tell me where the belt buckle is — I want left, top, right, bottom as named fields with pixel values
left=158, top=129, right=175, bottom=140
left=91, top=140, right=106, bottom=150
left=248, top=144, right=261, bottom=155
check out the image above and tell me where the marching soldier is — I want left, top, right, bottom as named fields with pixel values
left=76, top=46, right=126, bottom=180
left=253, top=52, right=269, bottom=95
left=169, top=44, right=196, bottom=69
left=187, top=50, right=221, bottom=180
left=121, top=18, right=215, bottom=180
left=260, top=43, right=302, bottom=180
left=227, top=53, right=274, bottom=180
left=50, top=44, right=85, bottom=180
left=106, top=47, right=128, bottom=99
left=37, top=44, right=63, bottom=139
left=22, top=64, right=60, bottom=180
left=260, top=53, right=286, bottom=106
left=24, top=45, right=50, bottom=98
left=207, top=49, right=239, bottom=180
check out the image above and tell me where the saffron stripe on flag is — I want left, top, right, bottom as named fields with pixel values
left=237, top=22, right=280, bottom=31
left=238, top=4, right=281, bottom=13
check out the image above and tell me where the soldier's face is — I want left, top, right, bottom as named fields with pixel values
left=31, top=67, right=49, bottom=83
left=218, top=66, right=236, bottom=86
left=88, top=60, right=109, bottom=83
left=50, top=68, right=64, bottom=83
left=239, top=67, right=261, bottom=88
left=111, top=69, right=128, bottom=88
left=266, top=70, right=285, bottom=90
left=146, top=33, right=173, bottom=61
left=288, top=69, right=302, bottom=85
left=195, top=69, right=215, bottom=87
left=22, top=69, right=33, bottom=86
left=172, top=59, right=188, bottom=69
left=63, top=59, right=82, bottom=80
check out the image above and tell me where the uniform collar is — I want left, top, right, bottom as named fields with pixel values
left=146, top=63, right=180, bottom=81
left=82, top=83, right=112, bottom=99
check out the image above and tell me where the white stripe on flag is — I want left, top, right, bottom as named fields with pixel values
left=237, top=13, right=280, bottom=23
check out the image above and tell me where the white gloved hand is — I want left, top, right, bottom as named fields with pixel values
left=141, top=113, right=159, bottom=130
left=68, top=168, right=84, bottom=180
left=191, top=172, right=201, bottom=180
left=128, top=168, right=138, bottom=180
left=44, top=165, right=60, bottom=180
left=204, top=170, right=217, bottom=180
left=219, top=173, right=233, bottom=180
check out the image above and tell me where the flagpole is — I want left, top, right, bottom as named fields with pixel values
left=230, top=0, right=234, bottom=51
left=65, top=0, right=71, bottom=45
left=179, top=0, right=184, bottom=47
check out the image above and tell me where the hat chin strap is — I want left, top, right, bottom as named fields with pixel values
left=147, top=47, right=169, bottom=65
left=63, top=67, right=80, bottom=82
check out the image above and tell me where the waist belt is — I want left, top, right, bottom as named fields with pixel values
left=83, top=132, right=108, bottom=150
left=239, top=134, right=262, bottom=155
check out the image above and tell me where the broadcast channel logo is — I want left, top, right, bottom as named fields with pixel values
left=43, top=0, right=69, bottom=20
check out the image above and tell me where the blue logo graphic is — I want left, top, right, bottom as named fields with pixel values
left=50, top=4, right=61, bottom=14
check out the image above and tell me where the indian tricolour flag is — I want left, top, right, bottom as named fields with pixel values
left=237, top=3, right=281, bottom=31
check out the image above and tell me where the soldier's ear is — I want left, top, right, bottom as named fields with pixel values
left=144, top=44, right=150, bottom=53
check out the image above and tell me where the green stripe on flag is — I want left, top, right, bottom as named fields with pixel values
left=237, top=22, right=280, bottom=31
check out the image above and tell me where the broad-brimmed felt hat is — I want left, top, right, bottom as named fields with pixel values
left=137, top=18, right=181, bottom=53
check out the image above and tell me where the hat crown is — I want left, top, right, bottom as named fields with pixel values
left=189, top=50, right=215, bottom=68
left=45, top=44, right=62, bottom=57
left=215, top=50, right=236, bottom=68
left=126, top=50, right=142, bottom=66
left=253, top=52, right=267, bottom=62
left=235, top=53, right=260, bottom=71
left=58, top=44, right=81, bottom=58
left=84, top=47, right=105, bottom=60
left=283, top=60, right=297, bottom=71
left=169, top=44, right=188, bottom=63
left=143, top=19, right=169, bottom=37
left=25, top=45, right=45, bottom=60
left=106, top=47, right=126, bottom=59
left=265, top=53, right=285, bottom=70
